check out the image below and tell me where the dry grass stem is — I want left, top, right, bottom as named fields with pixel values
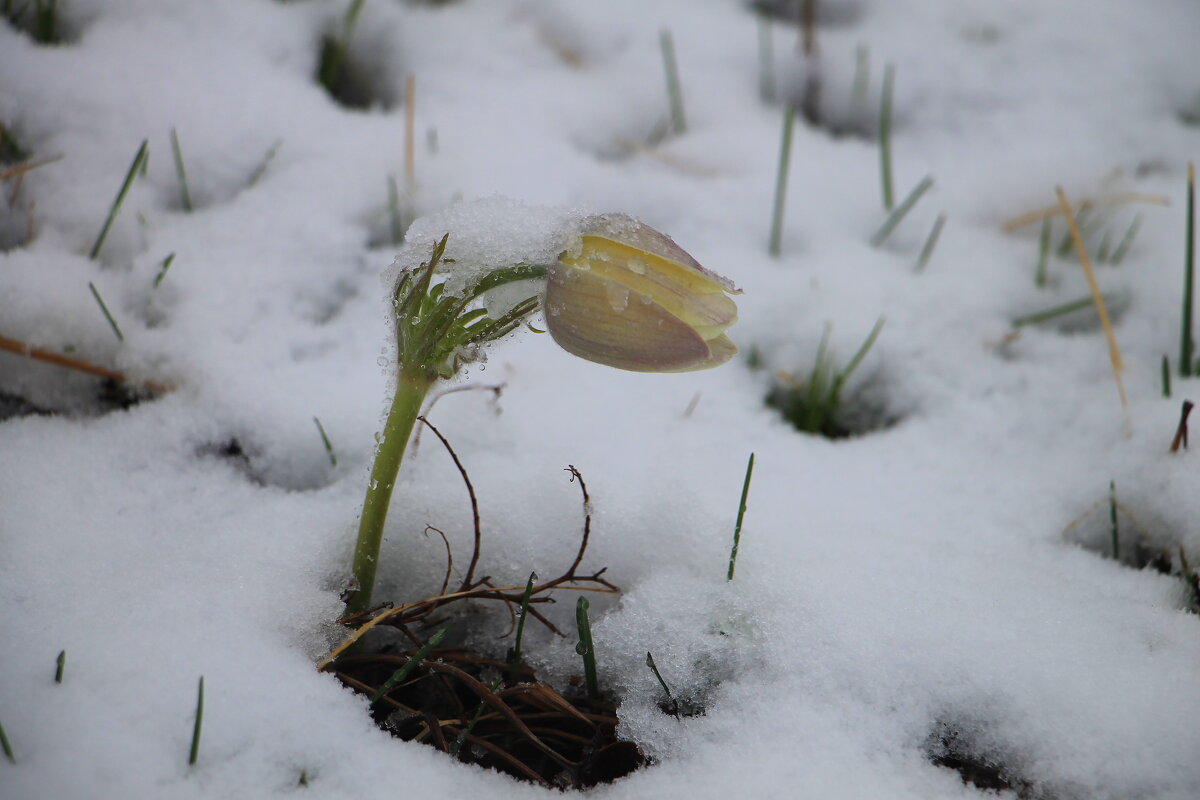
left=1003, top=192, right=1169, bottom=233
left=1055, top=186, right=1127, bottom=409
left=0, top=333, right=171, bottom=394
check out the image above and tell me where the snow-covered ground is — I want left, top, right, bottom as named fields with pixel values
left=3, top=1, right=1200, bottom=797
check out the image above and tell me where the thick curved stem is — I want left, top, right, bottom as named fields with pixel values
left=346, top=369, right=435, bottom=617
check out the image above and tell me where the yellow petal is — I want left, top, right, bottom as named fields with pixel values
left=559, top=235, right=738, bottom=338
left=545, top=265, right=722, bottom=372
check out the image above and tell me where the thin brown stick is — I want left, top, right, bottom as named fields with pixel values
left=417, top=416, right=483, bottom=590
left=0, top=334, right=171, bottom=394
left=411, top=383, right=504, bottom=453
left=336, top=670, right=549, bottom=785
left=564, top=465, right=592, bottom=578
left=418, top=659, right=577, bottom=772
left=0, top=154, right=63, bottom=183
left=1055, top=186, right=1127, bottom=409
left=1171, top=400, right=1194, bottom=453
left=423, top=525, right=454, bottom=596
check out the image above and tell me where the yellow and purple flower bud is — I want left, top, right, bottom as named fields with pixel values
left=545, top=214, right=741, bottom=372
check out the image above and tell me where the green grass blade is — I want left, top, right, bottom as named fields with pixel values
left=768, top=104, right=796, bottom=257
left=914, top=213, right=946, bottom=273
left=1182, top=163, right=1196, bottom=377
left=645, top=651, right=679, bottom=716
left=757, top=14, right=775, bottom=103
left=0, top=717, right=13, bottom=764
left=247, top=139, right=282, bottom=188
left=510, top=571, right=537, bottom=679
left=318, top=0, right=367, bottom=93
left=870, top=175, right=933, bottom=247
left=1011, top=294, right=1111, bottom=328
left=851, top=45, right=869, bottom=107
left=1162, top=354, right=1172, bottom=398
left=726, top=452, right=756, bottom=581
left=660, top=28, right=687, bottom=135
left=830, top=317, right=885, bottom=405
left=189, top=676, right=204, bottom=767
left=170, top=128, right=193, bottom=212
left=153, top=252, right=176, bottom=289
left=313, top=417, right=337, bottom=467
left=878, top=63, right=895, bottom=211
left=575, top=597, right=600, bottom=701
left=1110, top=212, right=1142, bottom=266
left=369, top=627, right=449, bottom=702
left=1035, top=217, right=1051, bottom=287
left=55, top=649, right=65, bottom=684
left=1108, top=480, right=1119, bottom=561
left=88, top=282, right=124, bottom=342
left=89, top=139, right=149, bottom=260
left=1056, top=205, right=1091, bottom=258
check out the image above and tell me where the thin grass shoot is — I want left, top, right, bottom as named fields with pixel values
left=313, top=417, right=337, bottom=467
left=1182, top=162, right=1196, bottom=377
left=189, top=676, right=204, bottom=767
left=879, top=63, right=895, bottom=211
left=1035, top=217, right=1051, bottom=287
left=757, top=14, right=775, bottom=103
left=55, top=649, right=65, bottom=684
left=1056, top=204, right=1092, bottom=258
left=1108, top=480, right=1119, bottom=560
left=153, top=252, right=176, bottom=289
left=871, top=175, right=934, bottom=247
left=89, top=282, right=124, bottom=342
left=169, top=128, right=193, bottom=212
left=645, top=651, right=679, bottom=716
left=768, top=318, right=885, bottom=437
left=575, top=596, right=600, bottom=701
left=659, top=29, right=687, bottom=135
left=1110, top=212, right=1142, bottom=265
left=1162, top=355, right=1172, bottom=398
left=851, top=45, right=869, bottom=108
left=1095, top=226, right=1113, bottom=262
left=726, top=452, right=755, bottom=581
left=317, top=0, right=367, bottom=96
left=1011, top=294, right=1113, bottom=328
left=0, top=717, right=12, bottom=764
left=247, top=139, right=282, bottom=188
left=368, top=627, right=449, bottom=702
left=88, top=139, right=149, bottom=261
left=768, top=104, right=796, bottom=257
left=509, top=571, right=537, bottom=680
left=915, top=213, right=946, bottom=273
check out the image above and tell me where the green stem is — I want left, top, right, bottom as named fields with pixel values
left=346, top=368, right=435, bottom=616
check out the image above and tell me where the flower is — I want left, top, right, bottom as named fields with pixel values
left=545, top=214, right=741, bottom=372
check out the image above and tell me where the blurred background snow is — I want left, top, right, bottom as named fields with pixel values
left=2, top=0, right=1200, bottom=797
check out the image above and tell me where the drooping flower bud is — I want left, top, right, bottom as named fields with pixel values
left=545, top=214, right=740, bottom=372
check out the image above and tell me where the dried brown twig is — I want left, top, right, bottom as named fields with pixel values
left=321, top=423, right=640, bottom=787
left=0, top=334, right=171, bottom=394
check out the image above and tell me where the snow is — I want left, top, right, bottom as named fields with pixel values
left=3, top=0, right=1200, bottom=798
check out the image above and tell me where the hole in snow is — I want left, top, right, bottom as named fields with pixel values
left=751, top=335, right=900, bottom=439
left=314, top=11, right=402, bottom=111
left=1063, top=486, right=1200, bottom=614
left=326, top=449, right=649, bottom=789
left=0, top=348, right=157, bottom=421
left=926, top=720, right=1032, bottom=797
left=748, top=0, right=864, bottom=29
